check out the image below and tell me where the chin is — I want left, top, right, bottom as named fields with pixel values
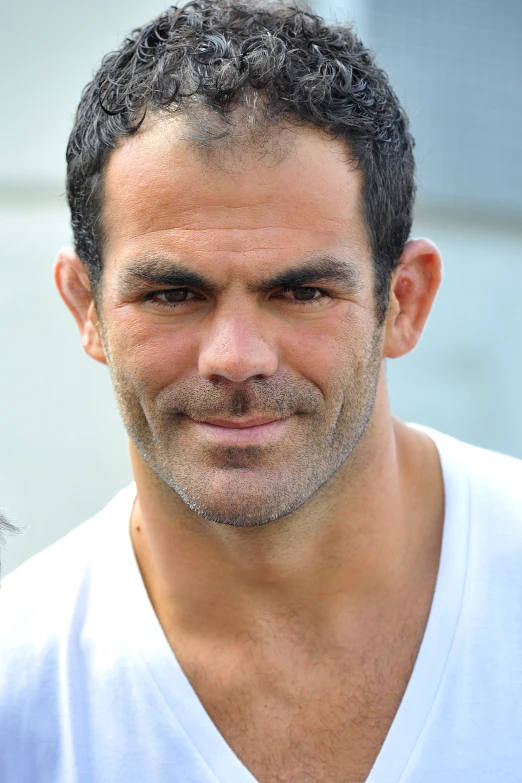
left=184, top=500, right=286, bottom=527
left=168, top=467, right=309, bottom=528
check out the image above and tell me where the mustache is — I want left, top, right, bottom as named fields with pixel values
left=156, top=376, right=322, bottom=420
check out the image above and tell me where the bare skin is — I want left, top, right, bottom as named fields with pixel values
left=56, top=118, right=443, bottom=783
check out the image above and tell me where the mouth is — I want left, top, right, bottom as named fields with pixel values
left=197, top=415, right=284, bottom=428
left=188, top=415, right=291, bottom=446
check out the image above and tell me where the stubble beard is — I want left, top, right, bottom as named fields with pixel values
left=108, top=330, right=383, bottom=528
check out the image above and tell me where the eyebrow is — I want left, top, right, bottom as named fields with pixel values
left=118, top=262, right=214, bottom=294
left=118, top=254, right=363, bottom=295
left=251, top=256, right=363, bottom=294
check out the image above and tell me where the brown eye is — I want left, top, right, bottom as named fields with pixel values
left=292, top=287, right=320, bottom=301
left=158, top=289, right=190, bottom=302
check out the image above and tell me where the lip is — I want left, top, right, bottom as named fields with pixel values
left=188, top=415, right=290, bottom=445
left=196, top=416, right=284, bottom=429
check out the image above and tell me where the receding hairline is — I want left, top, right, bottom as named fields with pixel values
left=109, top=99, right=357, bottom=172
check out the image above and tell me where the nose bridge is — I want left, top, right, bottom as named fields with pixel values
left=198, top=295, right=278, bottom=382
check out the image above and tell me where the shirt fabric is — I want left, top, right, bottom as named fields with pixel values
left=1, top=426, right=522, bottom=782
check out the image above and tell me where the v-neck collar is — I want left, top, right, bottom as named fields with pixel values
left=364, top=426, right=470, bottom=782
left=115, top=425, right=470, bottom=783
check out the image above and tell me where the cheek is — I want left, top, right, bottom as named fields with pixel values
left=280, top=310, right=372, bottom=388
left=109, top=314, right=199, bottom=392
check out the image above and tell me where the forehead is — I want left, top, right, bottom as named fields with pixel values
left=101, top=116, right=370, bottom=282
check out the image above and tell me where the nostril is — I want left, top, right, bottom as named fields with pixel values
left=198, top=324, right=278, bottom=382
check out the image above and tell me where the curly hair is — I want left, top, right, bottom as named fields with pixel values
left=66, top=0, right=415, bottom=322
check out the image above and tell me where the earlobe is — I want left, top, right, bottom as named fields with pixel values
left=383, top=238, right=442, bottom=360
left=54, top=248, right=108, bottom=365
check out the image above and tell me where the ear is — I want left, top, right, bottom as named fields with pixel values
left=54, top=248, right=107, bottom=365
left=383, top=238, right=442, bottom=360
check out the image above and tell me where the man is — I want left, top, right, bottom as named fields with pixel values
left=1, top=1, right=521, bottom=781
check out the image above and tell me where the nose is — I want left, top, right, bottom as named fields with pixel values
left=198, top=304, right=279, bottom=382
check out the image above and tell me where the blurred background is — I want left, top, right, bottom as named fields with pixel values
left=1, top=0, right=521, bottom=575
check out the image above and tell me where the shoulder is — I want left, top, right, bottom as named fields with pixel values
left=411, top=425, right=522, bottom=567
left=418, top=426, right=522, bottom=579
left=0, top=485, right=136, bottom=707
left=460, top=441, right=522, bottom=566
left=1, top=484, right=135, bottom=618
left=449, top=435, right=522, bottom=521
left=413, top=424, right=522, bottom=511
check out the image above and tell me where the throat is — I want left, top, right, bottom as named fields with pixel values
left=166, top=577, right=436, bottom=783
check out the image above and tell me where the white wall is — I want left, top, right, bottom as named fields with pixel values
left=389, top=209, right=522, bottom=457
left=0, top=198, right=132, bottom=575
left=0, top=1, right=169, bottom=190
left=1, top=0, right=167, bottom=573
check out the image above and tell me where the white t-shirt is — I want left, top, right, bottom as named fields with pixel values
left=1, top=427, right=522, bottom=783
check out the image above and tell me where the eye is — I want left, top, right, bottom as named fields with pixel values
left=290, top=287, right=322, bottom=301
left=279, top=286, right=328, bottom=303
left=158, top=289, right=190, bottom=303
left=145, top=288, right=196, bottom=305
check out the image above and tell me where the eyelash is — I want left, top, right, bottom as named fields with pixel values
left=143, top=287, right=332, bottom=307
left=278, top=287, right=330, bottom=305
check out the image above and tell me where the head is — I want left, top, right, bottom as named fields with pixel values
left=57, top=0, right=441, bottom=526
left=66, top=0, right=416, bottom=321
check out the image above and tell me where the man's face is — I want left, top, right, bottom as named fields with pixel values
left=97, top=119, right=384, bottom=526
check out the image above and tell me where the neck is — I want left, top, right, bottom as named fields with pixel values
left=130, top=386, right=444, bottom=641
